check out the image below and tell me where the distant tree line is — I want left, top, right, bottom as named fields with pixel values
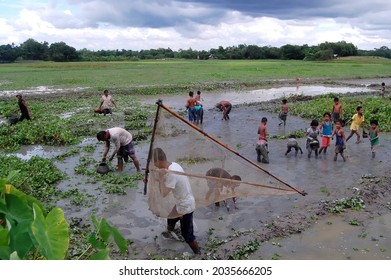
left=1, top=38, right=390, bottom=63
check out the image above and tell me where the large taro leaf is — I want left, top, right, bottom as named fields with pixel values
left=0, top=180, right=44, bottom=213
left=89, top=248, right=110, bottom=260
left=92, top=216, right=128, bottom=254
left=0, top=194, right=33, bottom=223
left=8, top=220, right=34, bottom=259
left=31, top=204, right=69, bottom=260
left=109, top=225, right=128, bottom=253
left=0, top=227, right=11, bottom=260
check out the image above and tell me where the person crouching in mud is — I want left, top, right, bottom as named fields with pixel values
left=285, top=135, right=303, bottom=156
left=205, top=167, right=241, bottom=211
left=216, top=101, right=232, bottom=120
left=97, top=127, right=141, bottom=173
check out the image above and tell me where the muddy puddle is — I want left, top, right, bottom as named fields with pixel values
left=0, top=86, right=89, bottom=97
left=139, top=84, right=374, bottom=110
left=2, top=81, right=390, bottom=259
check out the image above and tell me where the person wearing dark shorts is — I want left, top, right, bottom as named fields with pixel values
left=97, top=127, right=141, bottom=173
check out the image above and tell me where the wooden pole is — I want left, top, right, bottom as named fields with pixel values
left=143, top=99, right=163, bottom=195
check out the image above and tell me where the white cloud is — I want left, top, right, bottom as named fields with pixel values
left=0, top=0, right=391, bottom=51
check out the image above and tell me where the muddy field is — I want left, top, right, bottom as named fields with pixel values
left=119, top=101, right=391, bottom=260
left=2, top=78, right=391, bottom=260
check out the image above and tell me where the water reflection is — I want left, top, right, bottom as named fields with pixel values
left=141, top=85, right=374, bottom=110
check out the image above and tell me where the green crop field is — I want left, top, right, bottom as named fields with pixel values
left=1, top=57, right=391, bottom=94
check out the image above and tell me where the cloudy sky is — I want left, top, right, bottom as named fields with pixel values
left=1, top=0, right=391, bottom=51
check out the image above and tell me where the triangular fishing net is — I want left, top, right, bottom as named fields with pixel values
left=145, top=100, right=305, bottom=219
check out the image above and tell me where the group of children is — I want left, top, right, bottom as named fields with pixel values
left=256, top=97, right=381, bottom=163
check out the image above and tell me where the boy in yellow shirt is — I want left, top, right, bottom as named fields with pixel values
left=346, top=106, right=365, bottom=143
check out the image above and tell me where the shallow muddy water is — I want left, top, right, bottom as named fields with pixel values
left=126, top=105, right=390, bottom=257
left=139, top=84, right=374, bottom=111
left=0, top=86, right=89, bottom=97
left=42, top=103, right=390, bottom=259
left=3, top=81, right=390, bottom=259
left=254, top=214, right=391, bottom=260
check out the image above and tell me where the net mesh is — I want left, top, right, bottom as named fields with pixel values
left=146, top=101, right=302, bottom=218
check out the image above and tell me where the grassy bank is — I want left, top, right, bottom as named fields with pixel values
left=1, top=57, right=391, bottom=93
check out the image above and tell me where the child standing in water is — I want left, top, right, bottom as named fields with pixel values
left=369, top=119, right=380, bottom=158
left=332, top=119, right=347, bottom=162
left=257, top=117, right=269, bottom=163
left=278, top=99, right=288, bottom=126
left=258, top=117, right=268, bottom=141
left=318, top=112, right=333, bottom=155
left=185, top=91, right=198, bottom=124
left=305, top=119, right=320, bottom=158
left=346, top=106, right=365, bottom=144
left=331, top=97, right=343, bottom=124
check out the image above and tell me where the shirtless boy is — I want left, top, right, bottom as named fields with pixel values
left=331, top=97, right=343, bottom=124
left=185, top=91, right=198, bottom=124
left=258, top=117, right=268, bottom=141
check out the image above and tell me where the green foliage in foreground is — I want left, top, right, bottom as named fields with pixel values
left=288, top=94, right=391, bottom=131
left=0, top=173, right=69, bottom=260
left=0, top=156, right=65, bottom=204
left=0, top=175, right=129, bottom=260
left=322, top=196, right=366, bottom=213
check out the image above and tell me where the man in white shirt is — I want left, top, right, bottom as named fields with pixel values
left=97, top=127, right=140, bottom=173
left=99, top=89, right=117, bottom=116
left=152, top=147, right=201, bottom=254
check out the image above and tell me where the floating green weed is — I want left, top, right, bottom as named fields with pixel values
left=0, top=155, right=65, bottom=204
left=61, top=188, right=95, bottom=207
left=177, top=156, right=210, bottom=165
left=56, top=147, right=81, bottom=161
left=271, top=253, right=281, bottom=260
left=322, top=196, right=366, bottom=213
left=0, top=95, right=154, bottom=152
left=229, top=239, right=260, bottom=260
left=321, top=186, right=331, bottom=196
left=349, top=219, right=361, bottom=226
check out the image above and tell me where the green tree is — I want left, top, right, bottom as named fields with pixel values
left=245, top=45, right=264, bottom=59
left=48, top=42, right=79, bottom=62
left=20, top=38, right=49, bottom=60
left=0, top=43, right=21, bottom=62
left=319, top=41, right=358, bottom=57
left=281, top=44, right=305, bottom=60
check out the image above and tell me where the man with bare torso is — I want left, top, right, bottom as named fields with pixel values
left=216, top=100, right=232, bottom=120
left=185, top=91, right=198, bottom=124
